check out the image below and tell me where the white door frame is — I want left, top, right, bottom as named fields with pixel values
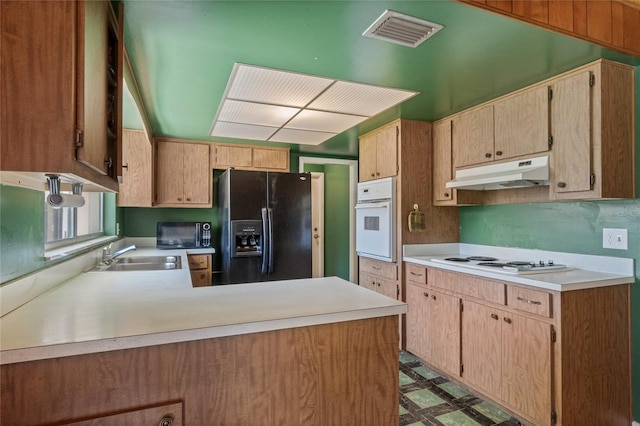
left=299, top=156, right=358, bottom=282
left=310, top=172, right=324, bottom=278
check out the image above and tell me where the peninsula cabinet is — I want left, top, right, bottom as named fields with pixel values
left=0, top=0, right=123, bottom=193
left=549, top=60, right=635, bottom=200
left=358, top=123, right=398, bottom=181
left=188, top=254, right=212, bottom=287
left=155, top=139, right=211, bottom=207
left=211, top=143, right=290, bottom=172
left=117, top=129, right=152, bottom=207
left=404, top=263, right=631, bottom=426
left=0, top=316, right=400, bottom=425
left=359, top=257, right=398, bottom=300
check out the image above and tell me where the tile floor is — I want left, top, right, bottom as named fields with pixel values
left=399, top=352, right=522, bottom=426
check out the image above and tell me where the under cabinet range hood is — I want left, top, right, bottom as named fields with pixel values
left=446, top=156, right=550, bottom=191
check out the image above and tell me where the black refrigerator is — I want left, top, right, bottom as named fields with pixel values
left=217, top=169, right=312, bottom=284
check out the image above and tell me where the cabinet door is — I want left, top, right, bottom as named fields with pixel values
left=551, top=70, right=592, bottom=194
left=253, top=147, right=289, bottom=171
left=183, top=143, right=210, bottom=204
left=406, top=282, right=431, bottom=361
left=76, top=1, right=113, bottom=176
left=430, top=290, right=461, bottom=377
left=358, top=134, right=377, bottom=181
left=461, top=300, right=502, bottom=398
left=494, top=85, right=550, bottom=160
left=377, top=277, right=398, bottom=300
left=502, top=312, right=552, bottom=426
left=117, top=130, right=152, bottom=207
left=433, top=120, right=454, bottom=203
left=375, top=125, right=398, bottom=179
left=452, top=105, right=494, bottom=168
left=214, top=144, right=252, bottom=169
left=155, top=141, right=184, bottom=204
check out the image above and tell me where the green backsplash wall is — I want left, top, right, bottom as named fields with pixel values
left=0, top=185, right=45, bottom=283
left=459, top=63, right=640, bottom=418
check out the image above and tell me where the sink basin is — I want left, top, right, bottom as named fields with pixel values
left=90, top=255, right=182, bottom=272
left=114, top=256, right=179, bottom=265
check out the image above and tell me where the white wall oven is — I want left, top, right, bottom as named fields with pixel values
left=355, top=177, right=396, bottom=262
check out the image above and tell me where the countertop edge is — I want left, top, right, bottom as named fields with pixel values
left=403, top=255, right=634, bottom=292
left=0, top=305, right=406, bottom=365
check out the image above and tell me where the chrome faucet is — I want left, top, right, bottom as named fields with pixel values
left=102, top=244, right=136, bottom=264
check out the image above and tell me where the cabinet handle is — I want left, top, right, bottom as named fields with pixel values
left=495, top=150, right=503, bottom=156
left=371, top=173, right=375, bottom=177
left=423, top=292, right=429, bottom=298
left=376, top=172, right=380, bottom=176
left=372, top=266, right=381, bottom=271
left=186, top=198, right=191, bottom=201
left=377, top=282, right=381, bottom=287
left=177, top=198, right=182, bottom=201
left=491, top=313, right=499, bottom=320
left=485, top=153, right=492, bottom=158
left=503, top=317, right=512, bottom=324
left=444, top=192, right=449, bottom=197
left=432, top=295, right=437, bottom=300
left=122, top=163, right=128, bottom=169
left=516, top=296, right=542, bottom=305
left=557, top=182, right=567, bottom=188
left=410, top=272, right=422, bottom=277
left=159, top=417, right=173, bottom=426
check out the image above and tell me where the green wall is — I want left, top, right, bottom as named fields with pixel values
left=459, top=64, right=640, bottom=418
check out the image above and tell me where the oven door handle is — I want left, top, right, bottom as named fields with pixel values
left=355, top=201, right=391, bottom=209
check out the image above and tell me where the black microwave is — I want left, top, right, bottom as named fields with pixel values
left=156, top=222, right=211, bottom=249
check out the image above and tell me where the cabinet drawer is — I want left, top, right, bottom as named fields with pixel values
left=508, top=286, right=552, bottom=318
left=406, top=263, right=427, bottom=285
left=360, top=257, right=397, bottom=280
left=188, top=254, right=210, bottom=270
left=430, top=268, right=506, bottom=305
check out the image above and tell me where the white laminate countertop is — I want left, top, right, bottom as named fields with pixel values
left=403, top=243, right=635, bottom=292
left=0, top=247, right=406, bottom=365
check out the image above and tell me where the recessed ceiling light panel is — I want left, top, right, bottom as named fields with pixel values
left=363, top=10, right=444, bottom=48
left=308, top=81, right=417, bottom=116
left=286, top=110, right=368, bottom=133
left=212, top=122, right=278, bottom=141
left=227, top=64, right=334, bottom=107
left=270, top=128, right=336, bottom=145
left=210, top=63, right=420, bottom=144
left=218, top=100, right=299, bottom=127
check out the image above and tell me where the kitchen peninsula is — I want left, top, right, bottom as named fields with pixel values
left=0, top=247, right=406, bottom=425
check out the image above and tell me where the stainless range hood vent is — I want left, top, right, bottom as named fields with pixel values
left=446, top=156, right=550, bottom=191
left=363, top=10, right=444, bottom=48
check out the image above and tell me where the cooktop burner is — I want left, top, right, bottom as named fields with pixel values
left=430, top=256, right=571, bottom=275
left=466, top=256, right=498, bottom=262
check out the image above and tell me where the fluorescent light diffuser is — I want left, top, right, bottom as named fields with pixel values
left=210, top=63, right=419, bottom=145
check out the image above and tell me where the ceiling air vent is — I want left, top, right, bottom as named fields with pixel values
left=363, top=10, right=444, bottom=48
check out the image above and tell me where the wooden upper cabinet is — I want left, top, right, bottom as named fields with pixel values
left=212, top=143, right=289, bottom=172
left=0, top=0, right=123, bottom=192
left=432, top=120, right=454, bottom=204
left=459, top=0, right=640, bottom=57
left=493, top=85, right=550, bottom=160
left=359, top=123, right=398, bottom=182
left=155, top=139, right=211, bottom=207
left=214, top=145, right=253, bottom=169
left=550, top=61, right=635, bottom=200
left=549, top=71, right=592, bottom=195
left=452, top=105, right=494, bottom=168
left=117, top=130, right=152, bottom=207
left=252, top=147, right=289, bottom=171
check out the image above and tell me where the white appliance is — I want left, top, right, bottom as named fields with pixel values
left=446, top=155, right=550, bottom=191
left=355, top=177, right=396, bottom=262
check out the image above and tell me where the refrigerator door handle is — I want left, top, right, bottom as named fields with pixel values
left=267, top=208, right=274, bottom=274
left=261, top=208, right=269, bottom=274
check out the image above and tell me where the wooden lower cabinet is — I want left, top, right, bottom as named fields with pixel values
left=1, top=316, right=399, bottom=426
left=188, top=254, right=211, bottom=287
left=462, top=300, right=552, bottom=426
left=404, top=263, right=631, bottom=425
left=406, top=281, right=460, bottom=377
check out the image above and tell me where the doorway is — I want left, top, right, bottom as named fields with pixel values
left=299, top=157, right=358, bottom=282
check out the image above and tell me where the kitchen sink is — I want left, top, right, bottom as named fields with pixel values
left=89, top=255, right=182, bottom=272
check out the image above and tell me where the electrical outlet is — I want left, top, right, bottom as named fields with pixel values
left=603, top=228, right=628, bottom=250
left=116, top=222, right=120, bottom=237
